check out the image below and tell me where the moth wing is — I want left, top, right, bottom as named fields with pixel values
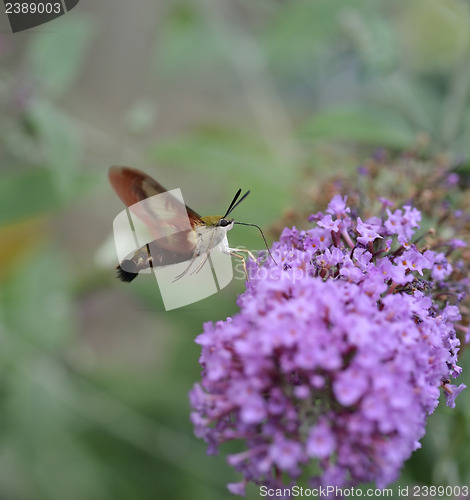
left=109, top=166, right=202, bottom=256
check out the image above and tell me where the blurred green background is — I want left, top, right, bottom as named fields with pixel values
left=0, top=0, right=469, bottom=498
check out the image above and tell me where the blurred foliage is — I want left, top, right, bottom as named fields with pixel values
left=0, top=0, right=469, bottom=499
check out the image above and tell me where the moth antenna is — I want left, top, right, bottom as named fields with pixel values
left=223, top=189, right=242, bottom=218
left=233, top=222, right=278, bottom=265
left=226, top=191, right=250, bottom=217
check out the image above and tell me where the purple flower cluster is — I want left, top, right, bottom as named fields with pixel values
left=189, top=195, right=467, bottom=495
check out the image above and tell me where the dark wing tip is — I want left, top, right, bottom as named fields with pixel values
left=116, top=260, right=139, bottom=283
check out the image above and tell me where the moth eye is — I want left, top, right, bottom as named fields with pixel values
left=219, top=219, right=231, bottom=227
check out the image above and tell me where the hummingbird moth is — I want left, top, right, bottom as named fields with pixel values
left=109, top=166, right=274, bottom=283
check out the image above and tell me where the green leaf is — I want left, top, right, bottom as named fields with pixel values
left=369, top=75, right=441, bottom=140
left=0, top=168, right=97, bottom=226
left=148, top=127, right=294, bottom=223
left=28, top=100, right=81, bottom=198
left=0, top=169, right=60, bottom=225
left=450, top=108, right=470, bottom=157
left=392, top=0, right=470, bottom=73
left=154, top=3, right=223, bottom=77
left=150, top=127, right=288, bottom=180
left=262, top=0, right=380, bottom=74
left=26, top=16, right=95, bottom=96
left=301, top=106, right=415, bottom=149
left=340, top=11, right=397, bottom=73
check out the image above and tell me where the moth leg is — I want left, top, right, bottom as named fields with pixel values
left=188, top=227, right=218, bottom=276
left=172, top=234, right=204, bottom=282
left=172, top=253, right=198, bottom=282
left=228, top=248, right=262, bottom=281
left=230, top=251, right=249, bottom=281
left=191, top=243, right=257, bottom=279
left=228, top=248, right=258, bottom=263
left=190, top=250, right=212, bottom=276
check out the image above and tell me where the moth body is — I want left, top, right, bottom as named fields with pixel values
left=109, top=166, right=269, bottom=283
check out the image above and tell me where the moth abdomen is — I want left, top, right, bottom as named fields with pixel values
left=116, top=260, right=139, bottom=283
